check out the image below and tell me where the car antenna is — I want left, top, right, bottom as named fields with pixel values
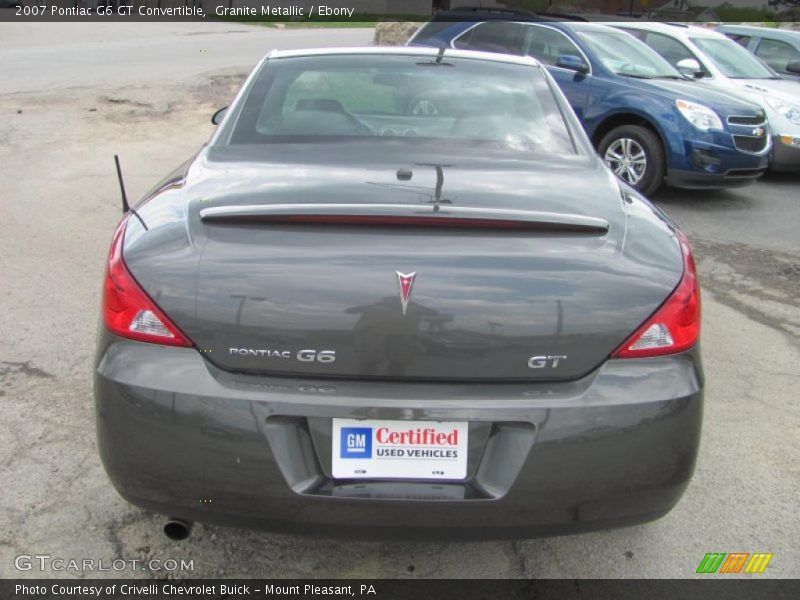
left=417, top=45, right=452, bottom=67
left=114, top=154, right=130, bottom=213
left=114, top=155, right=148, bottom=230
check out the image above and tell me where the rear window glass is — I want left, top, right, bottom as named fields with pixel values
left=225, top=54, right=576, bottom=156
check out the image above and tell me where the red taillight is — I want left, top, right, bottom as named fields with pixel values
left=103, top=218, right=193, bottom=347
left=612, top=230, right=700, bottom=358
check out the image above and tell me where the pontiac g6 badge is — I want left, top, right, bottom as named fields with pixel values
left=396, top=271, right=416, bottom=316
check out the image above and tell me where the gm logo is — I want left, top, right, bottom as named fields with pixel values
left=340, top=427, right=372, bottom=459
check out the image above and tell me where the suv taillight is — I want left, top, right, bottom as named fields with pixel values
left=102, top=218, right=192, bottom=347
left=612, top=230, right=700, bottom=358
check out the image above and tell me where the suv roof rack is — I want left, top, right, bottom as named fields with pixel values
left=429, top=6, right=585, bottom=23
left=537, top=12, right=588, bottom=21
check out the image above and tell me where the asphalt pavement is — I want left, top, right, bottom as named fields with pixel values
left=0, top=21, right=374, bottom=94
left=0, top=22, right=798, bottom=579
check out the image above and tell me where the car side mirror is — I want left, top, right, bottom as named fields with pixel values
left=556, top=54, right=589, bottom=74
left=676, top=58, right=705, bottom=79
left=211, top=106, right=228, bottom=126
left=786, top=60, right=800, bottom=75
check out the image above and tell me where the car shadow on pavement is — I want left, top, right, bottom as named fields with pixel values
left=652, top=186, right=755, bottom=211
left=651, top=171, right=800, bottom=212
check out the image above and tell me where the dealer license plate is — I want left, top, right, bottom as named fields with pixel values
left=331, top=418, right=468, bottom=480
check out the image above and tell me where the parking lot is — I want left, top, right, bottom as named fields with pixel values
left=0, top=22, right=798, bottom=579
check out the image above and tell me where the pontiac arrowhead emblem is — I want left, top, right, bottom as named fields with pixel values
left=396, top=271, right=416, bottom=316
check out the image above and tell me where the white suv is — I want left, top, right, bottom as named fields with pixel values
left=614, top=22, right=800, bottom=172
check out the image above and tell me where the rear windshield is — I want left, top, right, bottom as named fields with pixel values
left=224, top=54, right=576, bottom=155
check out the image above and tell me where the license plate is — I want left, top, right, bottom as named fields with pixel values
left=331, top=418, right=468, bottom=480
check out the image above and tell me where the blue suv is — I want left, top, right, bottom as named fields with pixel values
left=410, top=19, right=771, bottom=195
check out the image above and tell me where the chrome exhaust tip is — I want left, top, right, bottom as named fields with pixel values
left=163, top=518, right=193, bottom=541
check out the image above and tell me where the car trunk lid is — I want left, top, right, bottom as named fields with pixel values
left=127, top=145, right=683, bottom=382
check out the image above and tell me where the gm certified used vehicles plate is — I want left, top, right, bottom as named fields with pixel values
left=331, top=419, right=469, bottom=480
left=95, top=47, right=704, bottom=540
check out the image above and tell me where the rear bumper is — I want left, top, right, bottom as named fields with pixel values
left=95, top=334, right=704, bottom=540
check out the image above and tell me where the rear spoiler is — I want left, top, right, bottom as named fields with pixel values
left=198, top=203, right=610, bottom=233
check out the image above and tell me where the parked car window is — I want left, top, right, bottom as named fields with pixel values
left=617, top=27, right=646, bottom=42
left=229, top=54, right=576, bottom=155
left=644, top=32, right=701, bottom=70
left=755, top=38, right=800, bottom=74
left=453, top=22, right=522, bottom=55
left=690, top=37, right=778, bottom=79
left=410, top=20, right=457, bottom=42
left=576, top=29, right=681, bottom=79
left=726, top=33, right=751, bottom=48
left=522, top=25, right=585, bottom=67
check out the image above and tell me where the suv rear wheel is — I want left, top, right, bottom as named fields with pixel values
left=599, top=125, right=665, bottom=196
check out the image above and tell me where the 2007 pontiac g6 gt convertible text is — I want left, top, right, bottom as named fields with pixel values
left=95, top=47, right=703, bottom=540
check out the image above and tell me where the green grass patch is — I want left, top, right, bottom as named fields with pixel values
left=715, top=5, right=778, bottom=24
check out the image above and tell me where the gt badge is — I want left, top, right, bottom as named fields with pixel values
left=396, top=271, right=416, bottom=316
left=528, top=355, right=567, bottom=369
